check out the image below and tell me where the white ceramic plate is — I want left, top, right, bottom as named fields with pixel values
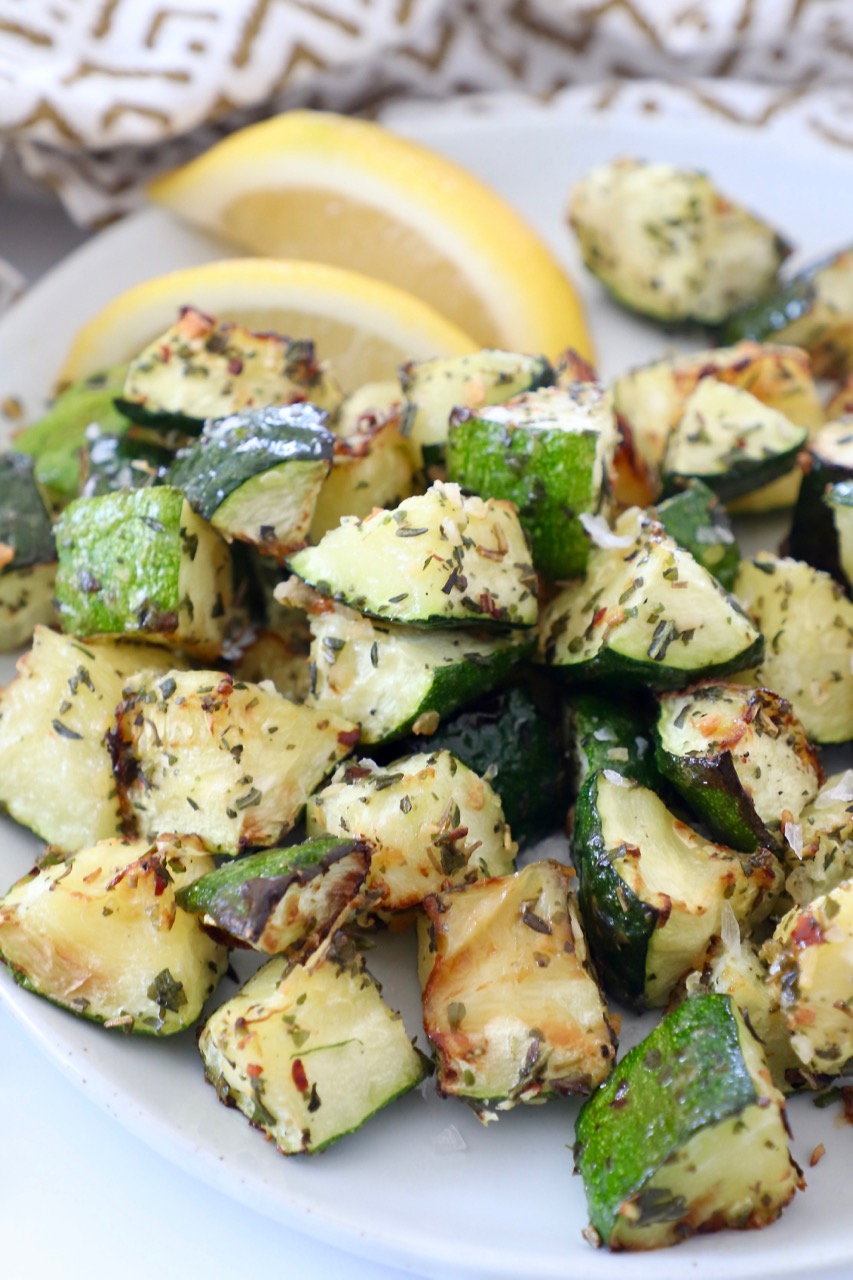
left=1, top=80, right=852, bottom=1280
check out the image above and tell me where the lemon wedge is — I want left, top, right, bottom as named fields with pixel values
left=57, top=257, right=477, bottom=391
left=147, top=110, right=591, bottom=363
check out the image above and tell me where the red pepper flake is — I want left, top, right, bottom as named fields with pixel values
left=810, top=1142, right=826, bottom=1167
left=246, top=1063, right=263, bottom=1078
left=292, top=1058, right=309, bottom=1092
left=592, top=606, right=607, bottom=627
left=791, top=913, right=825, bottom=949
left=228, top=358, right=244, bottom=375
left=159, top=343, right=172, bottom=363
left=337, top=727, right=360, bottom=749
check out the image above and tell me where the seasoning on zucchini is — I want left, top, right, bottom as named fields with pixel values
left=306, top=751, right=516, bottom=913
left=654, top=478, right=740, bottom=592
left=0, top=834, right=228, bottom=1033
left=419, top=860, right=616, bottom=1117
left=0, top=453, right=57, bottom=650
left=199, top=933, right=430, bottom=1154
left=782, top=770, right=853, bottom=908
left=539, top=508, right=762, bottom=691
left=655, top=682, right=822, bottom=853
left=787, top=421, right=853, bottom=583
left=446, top=382, right=617, bottom=581
left=574, top=993, right=803, bottom=1251
left=309, top=408, right=416, bottom=542
left=571, top=772, right=782, bottom=1009
left=568, top=158, right=790, bottom=325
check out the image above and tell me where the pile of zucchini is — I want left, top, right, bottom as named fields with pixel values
left=1, top=244, right=853, bottom=1258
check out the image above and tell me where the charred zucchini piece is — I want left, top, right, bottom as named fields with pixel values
left=175, top=836, right=370, bottom=955
left=55, top=486, right=233, bottom=658
left=566, top=688, right=660, bottom=794
left=0, top=453, right=57, bottom=650
left=574, top=993, right=802, bottom=1251
left=0, top=627, right=182, bottom=853
left=782, top=770, right=853, bottom=908
left=661, top=378, right=807, bottom=503
left=199, top=935, right=429, bottom=1154
left=568, top=159, right=790, bottom=325
left=733, top=554, right=853, bottom=743
left=654, top=479, right=739, bottom=592
left=446, top=383, right=617, bottom=581
left=539, top=509, right=761, bottom=691
left=306, top=751, right=516, bottom=913
left=0, top=835, right=227, bottom=1033
left=309, top=409, right=416, bottom=541
left=571, top=772, right=782, bottom=1009
left=787, top=421, right=853, bottom=582
left=117, top=306, right=341, bottom=430
left=167, top=403, right=334, bottom=557
left=288, top=482, right=537, bottom=629
left=419, top=861, right=616, bottom=1116
left=655, top=683, right=822, bottom=852
left=80, top=426, right=173, bottom=498
left=111, top=668, right=358, bottom=854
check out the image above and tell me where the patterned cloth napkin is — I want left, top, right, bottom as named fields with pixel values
left=2, top=0, right=853, bottom=225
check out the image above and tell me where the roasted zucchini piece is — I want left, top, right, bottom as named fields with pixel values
left=175, top=836, right=370, bottom=955
left=654, top=478, right=739, bottom=592
left=288, top=482, right=537, bottom=629
left=566, top=688, right=660, bottom=795
left=825, top=480, right=853, bottom=594
left=787, top=421, right=853, bottom=582
left=167, top=403, right=334, bottom=557
left=539, top=508, right=762, bottom=691
left=333, top=380, right=401, bottom=438
left=782, top=770, right=853, bottom=908
left=574, top=993, right=802, bottom=1251
left=446, top=382, right=617, bottom=581
left=572, top=772, right=782, bottom=1008
left=0, top=627, right=182, bottom=853
left=117, top=306, right=342, bottom=429
left=733, top=554, right=853, bottom=743
left=111, top=668, right=358, bottom=854
left=0, top=453, right=57, bottom=650
left=419, top=861, right=616, bottom=1116
left=80, top=425, right=173, bottom=498
left=199, top=934, right=430, bottom=1154
left=55, top=486, right=233, bottom=658
left=656, top=682, right=822, bottom=852
left=309, top=409, right=416, bottom=541
left=568, top=159, right=790, bottom=325
left=0, top=834, right=227, bottom=1033
left=306, top=751, right=516, bottom=913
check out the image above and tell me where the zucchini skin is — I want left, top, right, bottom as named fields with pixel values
left=0, top=453, right=56, bottom=571
left=787, top=423, right=853, bottom=583
left=654, top=479, right=739, bottom=592
left=567, top=688, right=661, bottom=795
left=654, top=746, right=772, bottom=853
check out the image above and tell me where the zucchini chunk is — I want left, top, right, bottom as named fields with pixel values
left=568, top=159, right=790, bottom=325
left=0, top=835, right=227, bottom=1033
left=656, top=682, right=822, bottom=852
left=661, top=378, right=807, bottom=503
left=574, top=993, right=802, bottom=1251
left=446, top=382, right=617, bottom=581
left=733, top=554, right=853, bottom=743
left=175, top=836, right=371, bottom=955
left=722, top=243, right=853, bottom=378
left=55, top=486, right=233, bottom=659
left=419, top=861, right=616, bottom=1117
left=399, top=349, right=553, bottom=469
left=288, top=481, right=537, bottom=629
left=333, top=380, right=401, bottom=438
left=111, top=669, right=358, bottom=854
left=199, top=934, right=430, bottom=1155
left=309, top=410, right=416, bottom=542
left=80, top=425, right=173, bottom=498
left=117, top=306, right=342, bottom=430
left=787, top=421, right=853, bottom=583
left=305, top=751, right=516, bottom=913
left=763, top=880, right=853, bottom=1076
left=825, top=480, right=853, bottom=594
left=566, top=688, right=661, bottom=795
left=539, top=508, right=762, bottom=691
left=167, top=403, right=334, bottom=557
left=572, top=772, right=782, bottom=1009
left=654, top=478, right=739, bottom=592
left=0, top=453, right=57, bottom=650
left=301, top=597, right=533, bottom=744
left=0, top=627, right=183, bottom=853
left=782, top=770, right=853, bottom=908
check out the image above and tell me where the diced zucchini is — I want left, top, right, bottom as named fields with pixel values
left=309, top=411, right=416, bottom=542
left=118, top=306, right=342, bottom=429
left=782, top=771, right=853, bottom=908
left=333, top=380, right=402, bottom=438
left=571, top=772, right=782, bottom=1008
left=199, top=935, right=429, bottom=1154
left=574, top=993, right=802, bottom=1250
left=0, top=453, right=57, bottom=650
left=419, top=861, right=616, bottom=1116
left=661, top=378, right=807, bottom=503
left=80, top=425, right=173, bottom=498
left=655, top=682, right=822, bottom=852
left=111, top=668, right=358, bottom=854
left=733, top=554, right=853, bottom=743
left=54, top=486, right=233, bottom=658
left=288, top=481, right=537, bottom=629
left=0, top=834, right=227, bottom=1033
left=539, top=508, right=762, bottom=691
left=306, top=751, right=516, bottom=913
left=787, top=421, right=853, bottom=583
left=825, top=480, right=853, bottom=593
left=175, top=836, right=370, bottom=954
left=654, top=479, right=739, bottom=592
left=446, top=383, right=617, bottom=581
left=0, top=627, right=183, bottom=853
left=568, top=159, right=790, bottom=325
left=566, top=688, right=661, bottom=795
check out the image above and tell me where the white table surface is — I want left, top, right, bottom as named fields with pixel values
left=0, top=192, right=420, bottom=1280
